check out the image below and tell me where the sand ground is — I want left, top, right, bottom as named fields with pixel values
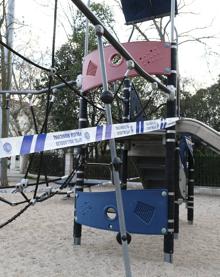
left=0, top=187, right=220, bottom=277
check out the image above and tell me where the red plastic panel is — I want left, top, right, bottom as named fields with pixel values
left=82, top=41, right=171, bottom=92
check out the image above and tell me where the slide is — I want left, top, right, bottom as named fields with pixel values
left=176, top=118, right=220, bottom=153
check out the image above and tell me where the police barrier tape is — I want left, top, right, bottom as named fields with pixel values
left=0, top=117, right=179, bottom=158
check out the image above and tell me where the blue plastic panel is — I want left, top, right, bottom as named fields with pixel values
left=76, top=189, right=167, bottom=235
left=120, top=0, right=178, bottom=25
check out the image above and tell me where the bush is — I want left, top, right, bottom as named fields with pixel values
left=29, top=151, right=65, bottom=177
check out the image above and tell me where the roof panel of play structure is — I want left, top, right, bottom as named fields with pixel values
left=82, top=41, right=171, bottom=92
left=120, top=0, right=178, bottom=24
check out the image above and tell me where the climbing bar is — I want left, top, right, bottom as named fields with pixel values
left=0, top=117, right=178, bottom=159
left=70, top=0, right=171, bottom=95
left=73, top=90, right=88, bottom=245
left=0, top=80, right=76, bottom=95
left=121, top=77, right=131, bottom=189
left=96, top=24, right=132, bottom=277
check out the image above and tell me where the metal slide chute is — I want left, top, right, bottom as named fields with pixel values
left=177, top=118, right=220, bottom=153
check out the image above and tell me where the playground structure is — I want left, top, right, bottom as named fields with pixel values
left=1, top=1, right=220, bottom=276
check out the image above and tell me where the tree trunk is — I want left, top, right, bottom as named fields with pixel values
left=0, top=0, right=15, bottom=186
left=0, top=45, right=9, bottom=186
left=0, top=99, right=10, bottom=186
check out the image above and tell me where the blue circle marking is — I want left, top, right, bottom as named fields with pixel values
left=84, top=132, right=90, bottom=140
left=3, top=143, right=12, bottom=153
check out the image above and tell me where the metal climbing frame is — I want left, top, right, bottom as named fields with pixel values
left=71, top=0, right=179, bottom=274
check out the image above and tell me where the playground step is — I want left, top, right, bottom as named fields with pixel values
left=133, top=156, right=165, bottom=162
left=129, top=143, right=165, bottom=157
left=134, top=163, right=166, bottom=188
left=138, top=164, right=165, bottom=169
left=128, top=135, right=166, bottom=188
left=139, top=166, right=164, bottom=173
left=135, top=157, right=165, bottom=167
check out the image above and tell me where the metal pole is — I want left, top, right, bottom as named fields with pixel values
left=174, top=144, right=180, bottom=239
left=73, top=0, right=91, bottom=245
left=164, top=0, right=177, bottom=263
left=84, top=0, right=90, bottom=57
left=0, top=96, right=2, bottom=178
left=174, top=15, right=180, bottom=240
left=121, top=77, right=131, bottom=190
left=174, top=27, right=180, bottom=117
left=73, top=91, right=87, bottom=245
left=96, top=25, right=132, bottom=277
left=0, top=80, right=76, bottom=95
left=187, top=151, right=194, bottom=224
left=170, top=0, right=176, bottom=43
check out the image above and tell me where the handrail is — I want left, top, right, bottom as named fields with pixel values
left=0, top=80, right=76, bottom=95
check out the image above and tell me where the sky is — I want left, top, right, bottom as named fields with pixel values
left=13, top=0, right=220, bottom=89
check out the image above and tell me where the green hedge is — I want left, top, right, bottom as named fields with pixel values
left=29, top=152, right=65, bottom=177
left=29, top=150, right=220, bottom=187
left=194, top=153, right=220, bottom=187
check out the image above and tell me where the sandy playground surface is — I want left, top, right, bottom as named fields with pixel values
left=0, top=186, right=220, bottom=277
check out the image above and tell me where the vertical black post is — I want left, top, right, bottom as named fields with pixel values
left=73, top=92, right=87, bottom=245
left=121, top=77, right=131, bottom=190
left=174, top=143, right=180, bottom=239
left=164, top=99, right=176, bottom=263
left=164, top=33, right=177, bottom=262
left=187, top=151, right=194, bottom=224
left=176, top=68, right=180, bottom=117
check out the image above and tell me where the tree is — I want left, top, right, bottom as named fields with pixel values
left=0, top=0, right=14, bottom=186
left=113, top=0, right=216, bottom=46
left=9, top=56, right=45, bottom=136
left=109, top=0, right=219, bottom=120
left=1, top=0, right=45, bottom=184
left=181, top=76, right=220, bottom=131
left=46, top=3, right=116, bottom=132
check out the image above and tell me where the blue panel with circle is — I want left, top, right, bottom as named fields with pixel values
left=75, top=189, right=168, bottom=235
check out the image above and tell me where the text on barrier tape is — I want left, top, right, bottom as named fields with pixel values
left=0, top=117, right=178, bottom=158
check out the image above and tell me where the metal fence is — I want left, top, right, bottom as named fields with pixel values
left=194, top=153, right=220, bottom=187
left=28, top=150, right=220, bottom=187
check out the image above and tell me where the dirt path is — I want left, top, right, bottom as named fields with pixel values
left=0, top=191, right=220, bottom=277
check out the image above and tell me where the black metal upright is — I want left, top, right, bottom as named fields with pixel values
left=73, top=92, right=87, bottom=245
left=174, top=143, right=180, bottom=239
left=164, top=93, right=176, bottom=263
left=187, top=150, right=194, bottom=224
left=163, top=0, right=178, bottom=263
left=121, top=77, right=131, bottom=190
